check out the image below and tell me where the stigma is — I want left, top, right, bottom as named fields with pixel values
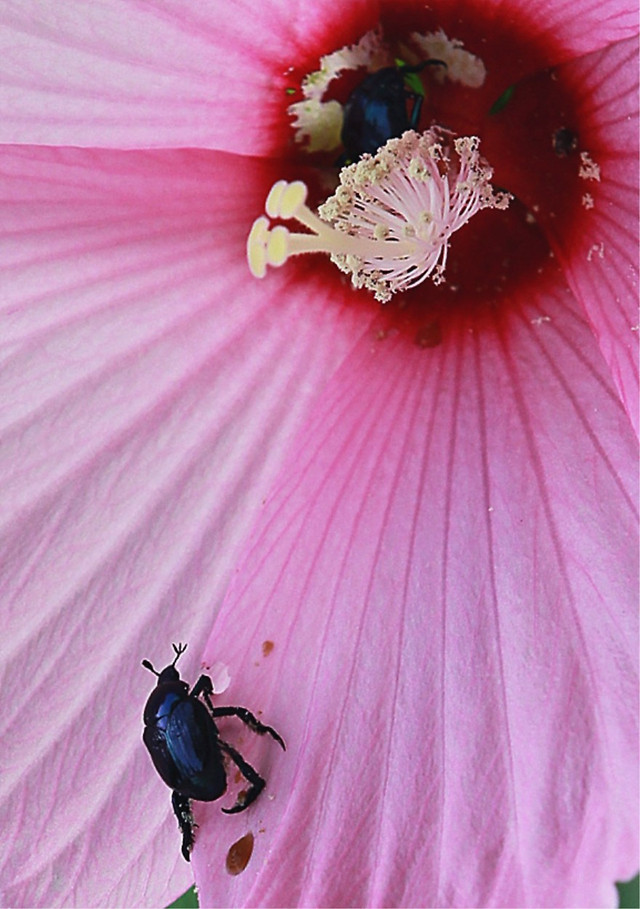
left=247, top=128, right=509, bottom=302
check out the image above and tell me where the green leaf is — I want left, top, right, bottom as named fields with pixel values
left=617, top=873, right=640, bottom=908
left=168, top=885, right=198, bottom=908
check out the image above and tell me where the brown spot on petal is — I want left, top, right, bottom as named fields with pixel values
left=414, top=321, right=443, bottom=348
left=226, top=832, right=254, bottom=875
left=262, top=640, right=275, bottom=657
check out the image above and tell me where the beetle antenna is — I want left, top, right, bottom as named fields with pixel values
left=141, top=659, right=160, bottom=676
left=400, top=58, right=447, bottom=74
left=172, top=642, right=188, bottom=665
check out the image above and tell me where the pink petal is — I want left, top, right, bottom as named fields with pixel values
left=194, top=268, right=638, bottom=907
left=547, top=37, right=639, bottom=435
left=480, top=31, right=638, bottom=436
left=479, top=0, right=638, bottom=61
left=0, top=145, right=369, bottom=907
left=389, top=0, right=638, bottom=80
left=4, top=0, right=632, bottom=156
left=0, top=3, right=636, bottom=907
left=0, top=0, right=378, bottom=154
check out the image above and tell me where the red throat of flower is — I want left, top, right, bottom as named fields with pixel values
left=246, top=8, right=594, bottom=347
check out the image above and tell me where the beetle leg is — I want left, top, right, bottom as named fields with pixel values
left=217, top=740, right=266, bottom=814
left=171, top=791, right=196, bottom=862
left=406, top=91, right=424, bottom=131
left=208, top=705, right=286, bottom=751
left=189, top=673, right=215, bottom=701
left=401, top=58, right=446, bottom=132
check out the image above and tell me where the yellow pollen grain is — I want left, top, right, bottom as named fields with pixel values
left=409, top=158, right=430, bottom=180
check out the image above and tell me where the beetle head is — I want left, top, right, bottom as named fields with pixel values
left=142, top=642, right=188, bottom=685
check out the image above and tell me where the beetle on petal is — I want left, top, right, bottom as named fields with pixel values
left=142, top=643, right=285, bottom=861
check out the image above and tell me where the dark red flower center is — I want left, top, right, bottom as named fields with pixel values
left=251, top=0, right=592, bottom=349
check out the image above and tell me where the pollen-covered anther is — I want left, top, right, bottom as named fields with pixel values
left=247, top=129, right=509, bottom=301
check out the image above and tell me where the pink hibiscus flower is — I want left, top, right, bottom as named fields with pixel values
left=0, top=0, right=637, bottom=907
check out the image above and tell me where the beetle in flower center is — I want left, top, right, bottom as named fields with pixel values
left=339, top=58, right=445, bottom=163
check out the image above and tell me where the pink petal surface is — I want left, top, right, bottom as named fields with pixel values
left=479, top=32, right=639, bottom=437
left=0, top=0, right=637, bottom=154
left=195, top=266, right=638, bottom=907
left=0, top=145, right=368, bottom=908
left=546, top=38, right=639, bottom=436
left=394, top=0, right=639, bottom=71
left=0, top=1, right=636, bottom=906
left=0, top=0, right=377, bottom=154
left=505, top=0, right=638, bottom=58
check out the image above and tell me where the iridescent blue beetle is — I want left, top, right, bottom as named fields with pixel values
left=340, top=59, right=445, bottom=163
left=142, top=643, right=285, bottom=861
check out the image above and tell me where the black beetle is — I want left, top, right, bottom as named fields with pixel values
left=340, top=59, right=445, bottom=163
left=142, top=643, right=285, bottom=861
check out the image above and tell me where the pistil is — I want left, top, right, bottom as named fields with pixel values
left=247, top=128, right=510, bottom=302
left=247, top=179, right=415, bottom=280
